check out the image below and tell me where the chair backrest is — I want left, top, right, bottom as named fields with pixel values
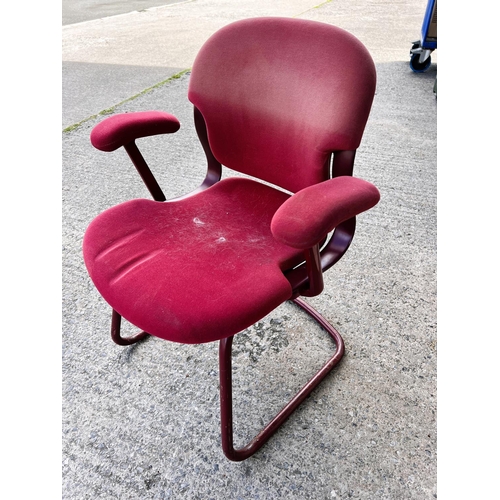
left=188, top=17, right=376, bottom=194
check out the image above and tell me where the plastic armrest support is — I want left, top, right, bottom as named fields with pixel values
left=90, top=111, right=181, bottom=152
left=271, top=176, right=380, bottom=250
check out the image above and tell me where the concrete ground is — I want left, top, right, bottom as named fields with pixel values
left=62, top=0, right=437, bottom=498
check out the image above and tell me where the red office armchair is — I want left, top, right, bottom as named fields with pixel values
left=83, top=17, right=380, bottom=461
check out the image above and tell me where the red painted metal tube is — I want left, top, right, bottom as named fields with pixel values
left=219, top=297, right=345, bottom=461
left=110, top=309, right=150, bottom=346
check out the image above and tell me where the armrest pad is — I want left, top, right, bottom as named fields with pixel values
left=271, top=176, right=380, bottom=249
left=90, top=111, right=181, bottom=152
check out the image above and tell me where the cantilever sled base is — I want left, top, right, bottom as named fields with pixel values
left=219, top=297, right=345, bottom=461
left=109, top=297, right=345, bottom=461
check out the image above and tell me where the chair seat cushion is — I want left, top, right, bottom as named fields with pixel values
left=83, top=178, right=303, bottom=344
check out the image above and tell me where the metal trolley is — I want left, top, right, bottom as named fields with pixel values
left=409, top=0, right=437, bottom=72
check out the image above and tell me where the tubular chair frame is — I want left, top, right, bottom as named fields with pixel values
left=111, top=296, right=345, bottom=462
left=219, top=297, right=345, bottom=462
left=107, top=107, right=356, bottom=461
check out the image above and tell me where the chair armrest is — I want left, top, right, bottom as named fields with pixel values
left=271, top=176, right=380, bottom=249
left=90, top=111, right=181, bottom=152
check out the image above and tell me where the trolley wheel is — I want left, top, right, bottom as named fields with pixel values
left=410, top=53, right=431, bottom=73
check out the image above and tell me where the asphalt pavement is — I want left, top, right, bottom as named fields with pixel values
left=62, top=0, right=186, bottom=25
left=62, top=1, right=437, bottom=498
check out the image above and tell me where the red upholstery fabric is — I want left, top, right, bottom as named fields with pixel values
left=90, top=111, right=180, bottom=152
left=188, top=17, right=376, bottom=193
left=84, top=18, right=380, bottom=346
left=83, top=178, right=304, bottom=344
left=271, top=177, right=381, bottom=249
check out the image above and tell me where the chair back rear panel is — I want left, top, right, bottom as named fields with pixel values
left=188, top=18, right=376, bottom=193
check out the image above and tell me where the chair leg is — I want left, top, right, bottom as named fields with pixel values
left=110, top=309, right=150, bottom=346
left=219, top=297, right=345, bottom=461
